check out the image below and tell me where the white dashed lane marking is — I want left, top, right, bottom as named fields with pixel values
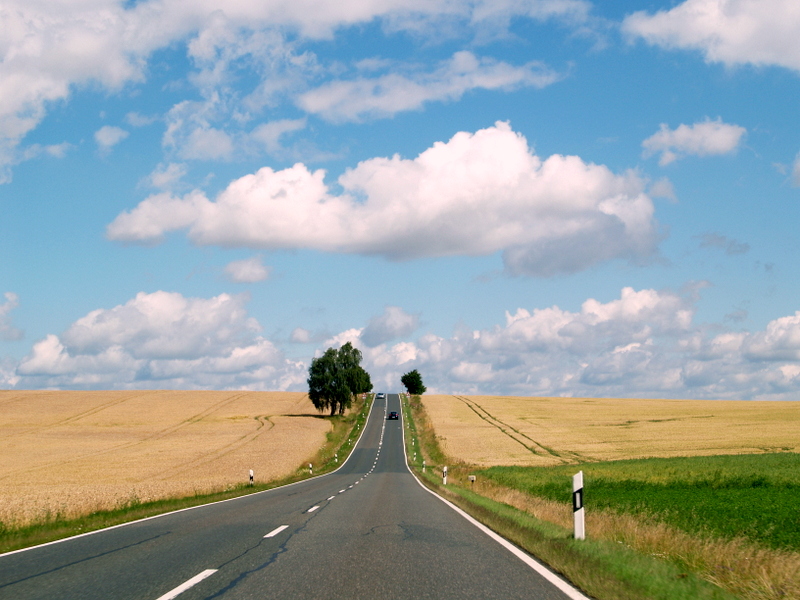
left=264, top=525, right=289, bottom=538
left=307, top=505, right=320, bottom=513
left=155, top=569, right=217, bottom=600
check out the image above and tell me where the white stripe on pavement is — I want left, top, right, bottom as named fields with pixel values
left=155, top=569, right=217, bottom=600
left=307, top=505, right=320, bottom=513
left=264, top=525, right=289, bottom=538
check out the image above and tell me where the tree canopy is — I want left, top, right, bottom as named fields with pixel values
left=401, top=369, right=426, bottom=395
left=307, top=342, right=372, bottom=416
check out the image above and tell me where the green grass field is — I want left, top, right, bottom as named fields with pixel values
left=480, top=452, right=800, bottom=551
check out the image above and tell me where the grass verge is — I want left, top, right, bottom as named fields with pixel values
left=481, top=454, right=800, bottom=552
left=0, top=394, right=372, bottom=555
left=401, top=393, right=747, bottom=600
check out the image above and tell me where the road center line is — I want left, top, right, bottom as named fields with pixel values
left=307, top=505, right=320, bottom=513
left=155, top=569, right=217, bottom=600
left=339, top=489, right=346, bottom=493
left=327, top=496, right=335, bottom=500
left=264, top=525, right=289, bottom=538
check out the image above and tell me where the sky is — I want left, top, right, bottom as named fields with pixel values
left=2, top=0, right=800, bottom=399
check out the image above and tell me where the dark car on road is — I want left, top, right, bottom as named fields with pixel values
left=388, top=411, right=399, bottom=420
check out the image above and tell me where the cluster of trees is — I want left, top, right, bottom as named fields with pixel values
left=401, top=369, right=426, bottom=395
left=307, top=346, right=427, bottom=416
left=307, top=342, right=372, bottom=416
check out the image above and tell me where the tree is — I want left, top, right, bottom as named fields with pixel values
left=401, top=369, right=426, bottom=395
left=308, top=342, right=372, bottom=416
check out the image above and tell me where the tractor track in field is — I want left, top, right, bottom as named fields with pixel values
left=453, top=396, right=589, bottom=464
left=153, top=415, right=276, bottom=480
left=0, top=392, right=255, bottom=481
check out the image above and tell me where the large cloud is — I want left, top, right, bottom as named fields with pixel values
left=361, top=306, right=420, bottom=347
left=327, top=287, right=800, bottom=400
left=0, top=0, right=591, bottom=180
left=15, top=291, right=305, bottom=390
left=8, top=286, right=800, bottom=399
left=623, top=0, right=800, bottom=72
left=107, top=122, right=660, bottom=276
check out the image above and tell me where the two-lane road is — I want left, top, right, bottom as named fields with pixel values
left=0, top=394, right=587, bottom=600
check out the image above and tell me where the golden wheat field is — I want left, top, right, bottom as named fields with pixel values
left=0, top=390, right=330, bottom=527
left=422, top=394, right=799, bottom=466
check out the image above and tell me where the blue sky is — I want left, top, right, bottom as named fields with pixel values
left=2, top=0, right=800, bottom=399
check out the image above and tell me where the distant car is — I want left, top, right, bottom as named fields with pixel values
left=376, top=392, right=385, bottom=399
left=388, top=411, right=399, bottom=420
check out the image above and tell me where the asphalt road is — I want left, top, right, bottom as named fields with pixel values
left=0, top=394, right=587, bottom=600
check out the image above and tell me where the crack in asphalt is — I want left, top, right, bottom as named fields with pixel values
left=0, top=532, right=170, bottom=590
left=201, top=500, right=331, bottom=599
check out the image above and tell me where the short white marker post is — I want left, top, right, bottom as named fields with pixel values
left=469, top=475, right=476, bottom=488
left=249, top=469, right=254, bottom=486
left=442, top=466, right=448, bottom=486
left=423, top=460, right=426, bottom=473
left=572, top=471, right=585, bottom=540
left=335, top=452, right=338, bottom=463
left=309, top=463, right=313, bottom=475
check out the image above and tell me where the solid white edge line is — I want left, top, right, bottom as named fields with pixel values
left=1, top=393, right=380, bottom=559
left=264, top=525, right=289, bottom=538
left=398, top=394, right=591, bottom=600
left=155, top=569, right=217, bottom=600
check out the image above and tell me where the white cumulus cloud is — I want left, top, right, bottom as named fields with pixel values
left=9, top=285, right=800, bottom=399
left=623, top=0, right=800, bottom=72
left=323, top=285, right=800, bottom=400
left=15, top=291, right=305, bottom=390
left=107, top=122, right=660, bottom=277
left=290, top=328, right=312, bottom=343
left=361, top=306, right=420, bottom=347
left=642, top=119, right=746, bottom=165
left=147, top=163, right=188, bottom=189
left=95, top=125, right=129, bottom=152
left=224, top=256, right=272, bottom=283
left=743, top=312, right=800, bottom=361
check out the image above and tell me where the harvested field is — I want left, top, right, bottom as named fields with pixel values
left=422, top=395, right=799, bottom=466
left=0, top=390, right=330, bottom=527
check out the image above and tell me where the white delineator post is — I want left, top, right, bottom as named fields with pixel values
left=249, top=469, right=254, bottom=486
left=572, top=471, right=585, bottom=540
left=442, top=466, right=448, bottom=486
